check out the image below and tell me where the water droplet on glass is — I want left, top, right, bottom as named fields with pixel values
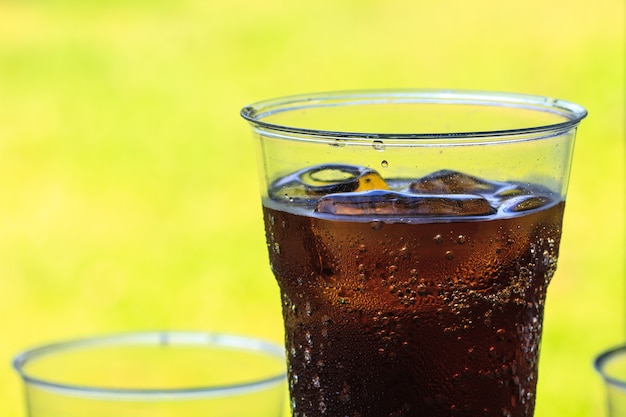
left=381, top=160, right=389, bottom=168
left=338, top=381, right=351, bottom=403
left=497, top=328, right=506, bottom=340
left=372, top=140, right=385, bottom=151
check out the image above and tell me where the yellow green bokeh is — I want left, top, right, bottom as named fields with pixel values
left=1, top=1, right=624, bottom=416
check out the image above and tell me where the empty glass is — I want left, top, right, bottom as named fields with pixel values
left=13, top=331, right=287, bottom=417
left=595, top=344, right=626, bottom=417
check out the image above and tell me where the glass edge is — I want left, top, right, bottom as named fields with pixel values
left=594, top=344, right=626, bottom=390
left=240, top=89, right=588, bottom=141
left=12, top=331, right=287, bottom=398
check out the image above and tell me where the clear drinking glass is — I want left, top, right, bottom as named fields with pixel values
left=241, top=90, right=587, bottom=417
left=13, top=331, right=287, bottom=417
left=595, top=344, right=626, bottom=417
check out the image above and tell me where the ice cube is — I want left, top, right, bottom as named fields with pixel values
left=269, top=164, right=388, bottom=204
left=315, top=190, right=496, bottom=216
left=409, top=170, right=498, bottom=195
left=500, top=195, right=553, bottom=213
left=493, top=185, right=533, bottom=199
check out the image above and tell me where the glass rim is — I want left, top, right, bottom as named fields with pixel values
left=595, top=344, right=626, bottom=389
left=240, top=89, right=588, bottom=143
left=12, top=331, right=287, bottom=400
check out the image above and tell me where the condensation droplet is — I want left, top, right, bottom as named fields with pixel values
left=372, top=140, right=385, bottom=151
left=434, top=234, right=443, bottom=244
left=381, top=160, right=389, bottom=168
left=468, top=347, right=476, bottom=360
left=497, top=328, right=506, bottom=340
left=457, top=235, right=467, bottom=244
left=339, top=381, right=351, bottom=403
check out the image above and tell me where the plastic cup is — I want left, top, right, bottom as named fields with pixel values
left=595, top=344, right=626, bottom=417
left=13, top=331, right=287, bottom=417
left=241, top=89, right=587, bottom=417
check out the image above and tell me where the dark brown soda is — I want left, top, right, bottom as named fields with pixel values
left=263, top=168, right=564, bottom=417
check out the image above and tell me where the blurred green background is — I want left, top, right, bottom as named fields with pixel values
left=0, top=0, right=623, bottom=416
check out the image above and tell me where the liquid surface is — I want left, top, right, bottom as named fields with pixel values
left=263, top=165, right=564, bottom=417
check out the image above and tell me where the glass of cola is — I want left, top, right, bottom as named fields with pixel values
left=241, top=90, right=586, bottom=417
